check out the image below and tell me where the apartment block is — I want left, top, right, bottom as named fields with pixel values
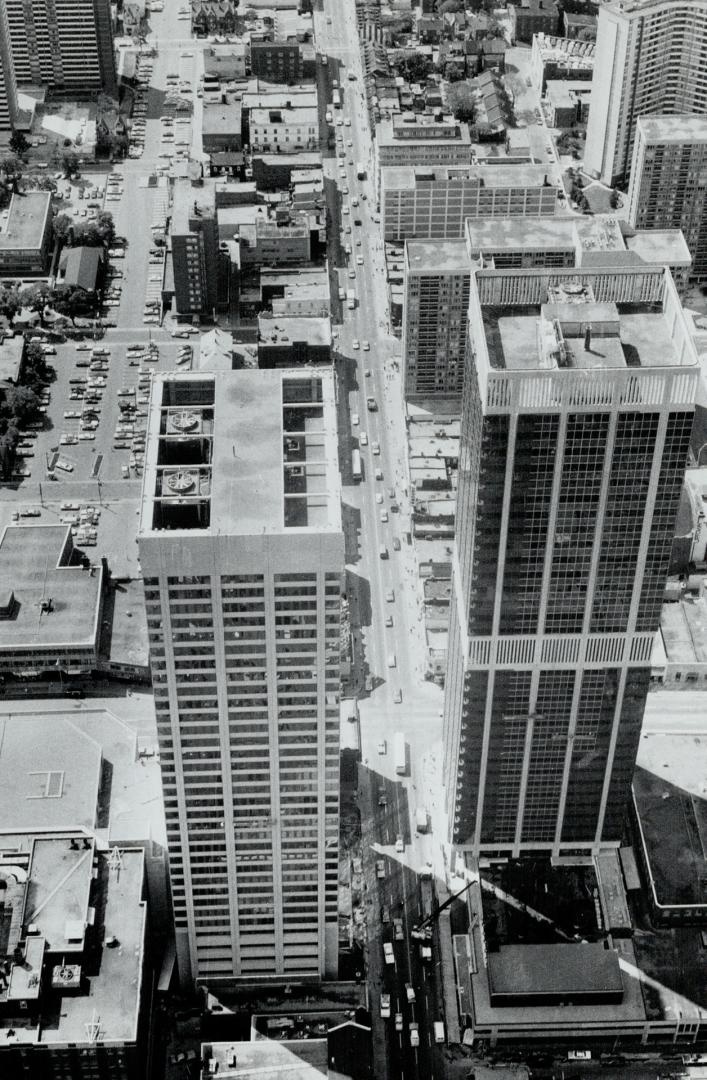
left=403, top=240, right=471, bottom=399
left=585, top=0, right=707, bottom=185
left=171, top=184, right=221, bottom=317
left=628, top=114, right=707, bottom=283
left=2, top=0, right=116, bottom=94
left=250, top=41, right=304, bottom=84
left=0, top=0, right=17, bottom=133
left=380, top=164, right=560, bottom=243
left=138, top=370, right=344, bottom=987
left=443, top=265, right=698, bottom=854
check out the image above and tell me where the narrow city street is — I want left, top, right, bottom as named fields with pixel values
left=313, top=5, right=450, bottom=1077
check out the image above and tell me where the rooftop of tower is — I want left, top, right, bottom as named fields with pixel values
left=636, top=113, right=707, bottom=144
left=138, top=369, right=341, bottom=535
left=473, top=267, right=698, bottom=374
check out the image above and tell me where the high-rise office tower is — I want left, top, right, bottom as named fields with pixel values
left=0, top=1, right=18, bottom=134
left=628, top=114, right=707, bottom=283
left=443, top=265, right=698, bottom=855
left=138, top=370, right=344, bottom=987
left=1, top=0, right=116, bottom=94
left=585, top=0, right=707, bottom=185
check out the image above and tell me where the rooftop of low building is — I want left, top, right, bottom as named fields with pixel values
left=0, top=525, right=103, bottom=652
left=0, top=192, right=52, bottom=252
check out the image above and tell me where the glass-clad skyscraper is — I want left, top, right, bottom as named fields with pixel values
left=443, top=265, right=698, bottom=855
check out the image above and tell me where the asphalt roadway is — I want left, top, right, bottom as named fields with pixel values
left=313, top=4, right=449, bottom=1078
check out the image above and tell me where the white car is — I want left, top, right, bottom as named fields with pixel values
left=363, top=341, right=370, bottom=351
left=376, top=493, right=383, bottom=504
left=352, top=413, right=359, bottom=426
left=352, top=340, right=360, bottom=350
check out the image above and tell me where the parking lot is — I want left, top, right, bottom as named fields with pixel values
left=10, top=335, right=199, bottom=491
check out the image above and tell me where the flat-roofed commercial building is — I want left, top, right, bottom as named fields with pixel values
left=376, top=115, right=473, bottom=176
left=0, top=524, right=104, bottom=677
left=585, top=0, right=707, bottom=185
left=249, top=106, right=318, bottom=153
left=0, top=835, right=148, bottom=1079
left=628, top=114, right=707, bottom=283
left=0, top=191, right=52, bottom=274
left=138, top=370, right=344, bottom=987
left=443, top=265, right=698, bottom=854
left=380, top=164, right=560, bottom=242
left=1, top=0, right=116, bottom=93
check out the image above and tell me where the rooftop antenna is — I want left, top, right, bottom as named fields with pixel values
left=85, top=1010, right=101, bottom=1043
left=108, top=847, right=123, bottom=876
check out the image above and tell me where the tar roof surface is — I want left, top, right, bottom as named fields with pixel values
left=0, top=192, right=51, bottom=250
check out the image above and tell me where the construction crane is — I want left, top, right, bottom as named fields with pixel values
left=411, top=876, right=476, bottom=941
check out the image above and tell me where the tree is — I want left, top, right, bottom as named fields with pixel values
left=0, top=284, right=20, bottom=319
left=52, top=213, right=74, bottom=243
left=9, top=130, right=29, bottom=157
left=0, top=154, right=24, bottom=193
left=399, top=53, right=430, bottom=82
left=438, top=0, right=462, bottom=10
left=19, top=285, right=52, bottom=328
left=5, top=386, right=40, bottom=424
left=446, top=80, right=477, bottom=123
left=60, top=150, right=80, bottom=178
left=446, top=62, right=465, bottom=82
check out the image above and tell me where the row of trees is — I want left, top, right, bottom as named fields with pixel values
left=0, top=343, right=50, bottom=480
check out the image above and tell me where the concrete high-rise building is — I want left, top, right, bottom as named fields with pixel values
left=443, top=264, right=697, bottom=855
left=628, top=114, right=707, bottom=283
left=585, top=0, right=707, bottom=185
left=1, top=0, right=116, bottom=94
left=138, top=370, right=344, bottom=987
left=0, top=0, right=18, bottom=134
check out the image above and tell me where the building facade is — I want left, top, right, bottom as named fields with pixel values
left=1, top=0, right=116, bottom=93
left=628, top=114, right=707, bottom=283
left=0, top=0, right=17, bottom=133
left=138, top=370, right=343, bottom=987
left=381, top=165, right=560, bottom=243
left=585, top=0, right=707, bottom=185
left=443, top=265, right=697, bottom=855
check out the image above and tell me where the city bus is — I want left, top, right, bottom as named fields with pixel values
left=352, top=448, right=362, bottom=480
